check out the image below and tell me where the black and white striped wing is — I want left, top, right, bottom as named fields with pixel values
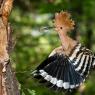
left=32, top=43, right=95, bottom=91
left=69, top=43, right=95, bottom=79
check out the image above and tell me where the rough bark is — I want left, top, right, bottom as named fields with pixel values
left=0, top=0, right=20, bottom=95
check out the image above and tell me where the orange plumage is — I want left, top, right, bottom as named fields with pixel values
left=32, top=11, right=95, bottom=92
left=54, top=11, right=77, bottom=55
left=54, top=11, right=75, bottom=32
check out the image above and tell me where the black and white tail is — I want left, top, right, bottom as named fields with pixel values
left=32, top=43, right=95, bottom=91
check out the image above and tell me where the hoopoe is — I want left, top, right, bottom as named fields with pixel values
left=32, top=11, right=95, bottom=92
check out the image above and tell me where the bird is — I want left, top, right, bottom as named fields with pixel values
left=32, top=11, right=95, bottom=92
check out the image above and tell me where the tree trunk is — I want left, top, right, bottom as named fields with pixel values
left=0, top=0, right=20, bottom=95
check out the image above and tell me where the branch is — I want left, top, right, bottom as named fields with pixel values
left=0, top=0, right=20, bottom=95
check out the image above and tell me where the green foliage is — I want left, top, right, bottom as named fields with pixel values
left=10, top=0, right=95, bottom=95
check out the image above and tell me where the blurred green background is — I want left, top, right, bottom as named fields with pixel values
left=10, top=0, right=95, bottom=95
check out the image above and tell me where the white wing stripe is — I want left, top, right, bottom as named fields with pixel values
left=75, top=55, right=86, bottom=71
left=81, top=55, right=89, bottom=75
left=39, top=69, right=80, bottom=89
left=73, top=53, right=83, bottom=65
left=69, top=44, right=81, bottom=60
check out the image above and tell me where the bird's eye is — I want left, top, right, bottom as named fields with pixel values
left=60, top=27, right=63, bottom=29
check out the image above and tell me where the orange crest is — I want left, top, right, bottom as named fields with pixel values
left=54, top=11, right=75, bottom=31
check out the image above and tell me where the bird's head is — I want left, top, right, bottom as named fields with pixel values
left=54, top=11, right=75, bottom=34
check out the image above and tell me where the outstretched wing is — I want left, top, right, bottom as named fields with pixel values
left=32, top=43, right=95, bottom=91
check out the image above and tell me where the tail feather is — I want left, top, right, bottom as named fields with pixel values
left=69, top=63, right=83, bottom=88
left=44, top=60, right=57, bottom=77
left=63, top=61, right=70, bottom=88
left=32, top=54, right=84, bottom=91
left=55, top=65, right=62, bottom=80
left=37, top=55, right=57, bottom=70
left=51, top=63, right=59, bottom=78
